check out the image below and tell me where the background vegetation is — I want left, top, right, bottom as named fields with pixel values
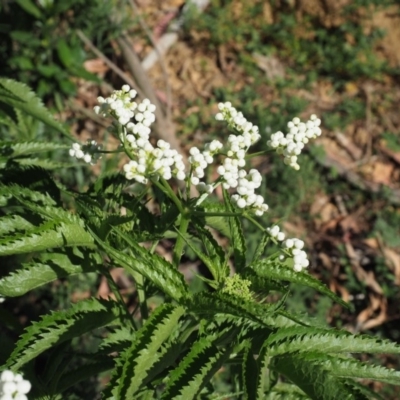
left=1, top=0, right=400, bottom=398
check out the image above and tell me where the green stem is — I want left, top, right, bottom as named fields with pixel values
left=102, top=267, right=138, bottom=330
left=243, top=213, right=267, bottom=232
left=127, top=249, right=149, bottom=322
left=192, top=211, right=243, bottom=218
left=173, top=213, right=190, bottom=267
left=152, top=178, right=184, bottom=214
left=246, top=149, right=273, bottom=159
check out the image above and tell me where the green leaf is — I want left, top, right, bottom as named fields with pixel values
left=191, top=292, right=281, bottom=326
left=272, top=354, right=368, bottom=400
left=251, top=259, right=350, bottom=308
left=201, top=201, right=232, bottom=239
left=191, top=218, right=229, bottom=282
left=12, top=158, right=74, bottom=170
left=0, top=79, right=67, bottom=135
left=0, top=141, right=69, bottom=157
left=7, top=298, right=121, bottom=369
left=300, top=352, right=400, bottom=385
left=0, top=251, right=100, bottom=297
left=56, top=39, right=74, bottom=69
left=0, top=221, right=95, bottom=255
left=223, top=188, right=246, bottom=271
left=251, top=230, right=271, bottom=264
left=264, top=326, right=400, bottom=356
left=0, top=214, right=35, bottom=236
left=57, top=356, right=115, bottom=393
left=242, top=341, right=258, bottom=400
left=15, top=0, right=42, bottom=18
left=98, top=326, right=135, bottom=355
left=117, top=304, right=185, bottom=399
left=91, top=227, right=189, bottom=302
left=161, top=336, right=230, bottom=399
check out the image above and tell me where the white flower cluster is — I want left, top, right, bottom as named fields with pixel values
left=214, top=102, right=268, bottom=216
left=93, top=85, right=184, bottom=183
left=95, top=85, right=156, bottom=135
left=230, top=169, right=268, bottom=216
left=94, top=84, right=137, bottom=125
left=123, top=139, right=185, bottom=183
left=69, top=140, right=101, bottom=164
left=188, top=140, right=223, bottom=187
left=267, top=225, right=285, bottom=241
left=267, top=115, right=321, bottom=170
left=0, top=370, right=31, bottom=400
left=0, top=297, right=4, bottom=304
left=283, top=238, right=309, bottom=272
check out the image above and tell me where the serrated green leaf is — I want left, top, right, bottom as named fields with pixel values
left=191, top=218, right=228, bottom=282
left=117, top=304, right=185, bottom=399
left=98, top=326, right=135, bottom=355
left=91, top=227, right=189, bottom=302
left=7, top=298, right=121, bottom=369
left=300, top=351, right=400, bottom=385
left=161, top=336, right=230, bottom=399
left=201, top=202, right=232, bottom=239
left=264, top=326, right=400, bottom=356
left=191, top=292, right=281, bottom=326
left=57, top=356, right=115, bottom=394
left=0, top=184, right=57, bottom=207
left=0, top=251, right=100, bottom=296
left=251, top=230, right=271, bottom=264
left=0, top=79, right=67, bottom=135
left=242, top=340, right=258, bottom=400
left=14, top=158, right=74, bottom=169
left=251, top=259, right=349, bottom=308
left=222, top=188, right=246, bottom=271
left=0, top=141, right=70, bottom=161
left=0, top=221, right=95, bottom=255
left=0, top=140, right=68, bottom=157
left=272, top=354, right=365, bottom=400
left=0, top=214, right=35, bottom=236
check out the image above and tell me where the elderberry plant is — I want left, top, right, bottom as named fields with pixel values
left=1, top=78, right=400, bottom=399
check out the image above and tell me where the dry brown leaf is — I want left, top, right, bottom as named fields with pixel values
left=369, top=161, right=394, bottom=185
left=83, top=59, right=109, bottom=74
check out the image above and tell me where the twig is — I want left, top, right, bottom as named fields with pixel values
left=128, top=0, right=172, bottom=121
left=76, top=29, right=145, bottom=99
left=115, top=34, right=183, bottom=156
left=141, top=0, right=211, bottom=71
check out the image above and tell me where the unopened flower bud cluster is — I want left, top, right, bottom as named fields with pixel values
left=267, top=115, right=321, bottom=170
left=69, top=140, right=101, bottom=165
left=267, top=226, right=309, bottom=272
left=283, top=238, right=309, bottom=272
left=267, top=225, right=286, bottom=242
left=0, top=370, right=31, bottom=400
left=221, top=274, right=253, bottom=302
left=214, top=102, right=268, bottom=216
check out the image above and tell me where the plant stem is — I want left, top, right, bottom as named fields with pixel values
left=133, top=271, right=149, bottom=322
left=243, top=213, right=267, bottom=232
left=192, top=211, right=243, bottom=218
left=102, top=267, right=138, bottom=330
left=173, top=213, right=190, bottom=268
left=152, top=178, right=184, bottom=214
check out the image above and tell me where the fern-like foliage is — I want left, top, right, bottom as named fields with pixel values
left=7, top=298, right=121, bottom=370
left=1, top=79, right=399, bottom=400
left=0, top=79, right=68, bottom=135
